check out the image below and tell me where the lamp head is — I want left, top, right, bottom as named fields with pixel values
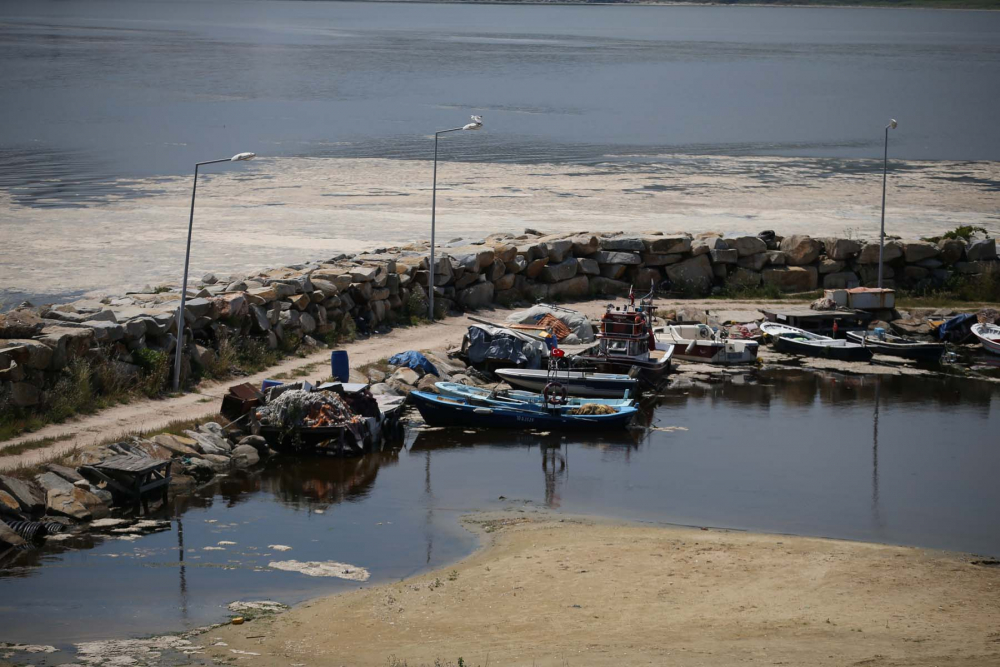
left=463, top=115, right=484, bottom=131
left=888, top=119, right=897, bottom=130
left=231, top=152, right=256, bottom=161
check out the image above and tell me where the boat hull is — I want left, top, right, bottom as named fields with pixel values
left=435, top=382, right=633, bottom=408
left=971, top=324, right=1000, bottom=355
left=409, top=391, right=637, bottom=429
left=772, top=335, right=874, bottom=362
left=845, top=331, right=945, bottom=362
left=495, top=369, right=640, bottom=398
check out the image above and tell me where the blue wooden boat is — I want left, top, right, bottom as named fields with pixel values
left=434, top=382, right=634, bottom=409
left=408, top=391, right=638, bottom=429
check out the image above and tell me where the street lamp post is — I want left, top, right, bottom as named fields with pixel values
left=877, top=119, right=897, bottom=290
left=429, top=115, right=483, bottom=321
left=172, top=152, right=256, bottom=391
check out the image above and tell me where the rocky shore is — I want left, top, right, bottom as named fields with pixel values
left=3, top=228, right=996, bottom=413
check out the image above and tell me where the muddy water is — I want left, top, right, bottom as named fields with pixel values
left=1, top=370, right=998, bottom=650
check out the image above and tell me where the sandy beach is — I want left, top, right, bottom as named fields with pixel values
left=2, top=155, right=998, bottom=306
left=204, top=511, right=1000, bottom=666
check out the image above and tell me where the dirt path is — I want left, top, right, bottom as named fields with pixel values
left=205, top=511, right=1000, bottom=667
left=0, top=308, right=518, bottom=472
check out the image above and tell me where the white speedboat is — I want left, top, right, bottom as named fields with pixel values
left=971, top=323, right=1000, bottom=355
left=654, top=324, right=758, bottom=365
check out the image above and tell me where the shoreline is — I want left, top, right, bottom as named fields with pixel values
left=332, top=0, right=1000, bottom=9
left=3, top=155, right=998, bottom=307
left=197, top=509, right=1000, bottom=667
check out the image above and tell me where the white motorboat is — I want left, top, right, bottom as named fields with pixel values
left=654, top=324, right=758, bottom=365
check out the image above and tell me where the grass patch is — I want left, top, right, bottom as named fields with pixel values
left=922, top=225, right=990, bottom=244
left=0, top=433, right=74, bottom=457
left=358, top=357, right=394, bottom=381
left=897, top=265, right=1000, bottom=308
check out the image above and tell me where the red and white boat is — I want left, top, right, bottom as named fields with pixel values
left=653, top=323, right=759, bottom=365
left=971, top=323, right=1000, bottom=355
left=570, top=288, right=674, bottom=388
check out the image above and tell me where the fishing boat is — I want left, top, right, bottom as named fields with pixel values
left=569, top=288, right=674, bottom=387
left=494, top=367, right=639, bottom=398
left=971, top=323, right=1000, bottom=355
left=408, top=390, right=638, bottom=429
left=435, top=382, right=634, bottom=409
left=759, top=322, right=874, bottom=362
left=845, top=329, right=945, bottom=362
left=653, top=323, right=759, bottom=365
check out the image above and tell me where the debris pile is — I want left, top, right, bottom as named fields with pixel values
left=255, top=390, right=359, bottom=429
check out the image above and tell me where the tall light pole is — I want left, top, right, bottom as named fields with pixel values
left=429, top=115, right=483, bottom=321
left=877, top=119, right=897, bottom=290
left=173, top=152, right=255, bottom=391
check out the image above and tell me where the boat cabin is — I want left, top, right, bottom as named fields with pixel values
left=597, top=306, right=656, bottom=360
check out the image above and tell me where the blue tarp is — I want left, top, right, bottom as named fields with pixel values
left=388, top=351, right=439, bottom=377
left=937, top=313, right=977, bottom=342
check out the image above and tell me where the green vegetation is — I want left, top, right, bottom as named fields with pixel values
left=897, top=263, right=1000, bottom=307
left=922, top=225, right=991, bottom=244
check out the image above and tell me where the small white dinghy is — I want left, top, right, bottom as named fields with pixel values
left=971, top=323, right=1000, bottom=355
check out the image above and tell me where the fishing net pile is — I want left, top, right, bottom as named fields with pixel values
left=255, top=390, right=360, bottom=428
left=568, top=403, right=616, bottom=416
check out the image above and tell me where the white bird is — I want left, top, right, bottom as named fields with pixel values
left=463, top=115, right=484, bottom=130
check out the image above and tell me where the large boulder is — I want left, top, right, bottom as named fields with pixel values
left=821, top=238, right=862, bottom=261
left=902, top=240, right=940, bottom=263
left=726, top=268, right=762, bottom=289
left=570, top=235, right=600, bottom=256
left=539, top=258, right=579, bottom=283
left=0, top=475, right=44, bottom=516
left=727, top=236, right=767, bottom=257
left=1, top=340, right=53, bottom=370
left=644, top=236, right=691, bottom=255
left=505, top=255, right=527, bottom=274
left=490, top=243, right=517, bottom=264
left=857, top=241, right=903, bottom=264
left=37, top=472, right=106, bottom=521
left=231, top=444, right=261, bottom=469
left=762, top=266, right=818, bottom=292
left=937, top=238, right=966, bottom=264
left=737, top=253, right=768, bottom=272
left=967, top=239, right=997, bottom=261
left=36, top=326, right=95, bottom=369
left=588, top=277, right=631, bottom=296
left=779, top=235, right=822, bottom=266
left=577, top=257, right=600, bottom=275
left=709, top=249, right=738, bottom=265
left=0, top=310, right=44, bottom=339
left=493, top=273, right=516, bottom=291
left=592, top=251, right=641, bottom=265
left=823, top=271, right=861, bottom=289
left=150, top=434, right=199, bottom=457
left=516, top=242, right=548, bottom=263
left=665, top=255, right=714, bottom=294
left=641, top=253, right=684, bottom=267
left=629, top=267, right=661, bottom=290
left=183, top=430, right=231, bottom=456
left=524, top=258, right=549, bottom=279
left=449, top=246, right=496, bottom=273
left=548, top=276, right=590, bottom=300
left=457, top=282, right=494, bottom=310
left=0, top=520, right=25, bottom=547
left=599, top=236, right=645, bottom=252
left=546, top=240, right=574, bottom=263
left=817, top=259, right=845, bottom=274
left=600, top=264, right=627, bottom=280
left=691, top=237, right=726, bottom=257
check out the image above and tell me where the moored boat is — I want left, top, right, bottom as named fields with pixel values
left=653, top=323, right=759, bottom=365
left=569, top=289, right=674, bottom=387
left=434, top=381, right=634, bottom=409
left=495, top=368, right=639, bottom=398
left=760, top=322, right=874, bottom=362
left=408, top=390, right=638, bottom=429
left=971, top=323, right=1000, bottom=355
left=845, top=329, right=945, bottom=362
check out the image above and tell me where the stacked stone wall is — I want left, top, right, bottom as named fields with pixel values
left=2, top=230, right=997, bottom=409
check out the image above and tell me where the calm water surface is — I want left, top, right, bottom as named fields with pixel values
left=1, top=0, right=999, bottom=205
left=1, top=370, right=997, bottom=648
